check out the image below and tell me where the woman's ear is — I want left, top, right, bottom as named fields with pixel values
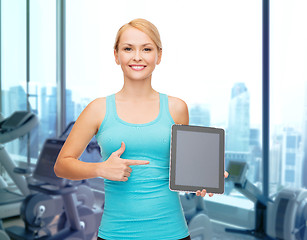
left=156, top=49, right=162, bottom=65
left=114, top=49, right=120, bottom=65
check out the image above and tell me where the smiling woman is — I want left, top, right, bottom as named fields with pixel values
left=54, top=18, right=195, bottom=240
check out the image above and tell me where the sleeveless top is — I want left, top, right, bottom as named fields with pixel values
left=95, top=93, right=189, bottom=240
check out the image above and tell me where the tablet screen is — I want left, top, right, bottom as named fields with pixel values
left=169, top=125, right=225, bottom=193
left=175, top=130, right=220, bottom=188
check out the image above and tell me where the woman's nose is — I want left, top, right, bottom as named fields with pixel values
left=133, top=50, right=142, bottom=61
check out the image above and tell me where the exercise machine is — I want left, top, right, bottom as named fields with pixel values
left=226, top=160, right=307, bottom=240
left=0, top=113, right=104, bottom=239
left=225, top=161, right=269, bottom=239
left=0, top=111, right=38, bottom=240
left=0, top=111, right=38, bottom=216
left=266, top=188, right=307, bottom=240
left=5, top=138, right=103, bottom=240
left=181, top=193, right=213, bottom=240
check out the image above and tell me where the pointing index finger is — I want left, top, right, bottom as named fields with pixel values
left=125, top=159, right=150, bottom=166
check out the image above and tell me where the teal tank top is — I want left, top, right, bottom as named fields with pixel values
left=95, top=93, right=189, bottom=240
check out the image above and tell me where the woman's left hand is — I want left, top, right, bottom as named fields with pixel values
left=195, top=171, right=229, bottom=197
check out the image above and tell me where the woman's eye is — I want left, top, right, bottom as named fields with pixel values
left=124, top=47, right=132, bottom=51
left=144, top=48, right=152, bottom=52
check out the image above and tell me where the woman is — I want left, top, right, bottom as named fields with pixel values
left=54, top=18, right=225, bottom=240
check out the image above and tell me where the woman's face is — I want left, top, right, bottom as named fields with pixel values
left=114, top=27, right=161, bottom=82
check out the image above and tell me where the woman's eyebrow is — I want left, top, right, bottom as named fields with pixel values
left=121, top=43, right=154, bottom=46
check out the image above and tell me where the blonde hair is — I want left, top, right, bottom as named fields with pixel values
left=114, top=18, right=162, bottom=52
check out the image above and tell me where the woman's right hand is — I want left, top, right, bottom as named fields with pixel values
left=100, top=142, right=150, bottom=181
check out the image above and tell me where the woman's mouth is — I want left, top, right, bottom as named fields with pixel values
left=129, top=65, right=146, bottom=71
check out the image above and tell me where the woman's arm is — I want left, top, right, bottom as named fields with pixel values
left=54, top=98, right=106, bottom=180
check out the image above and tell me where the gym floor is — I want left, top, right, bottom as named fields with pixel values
left=3, top=216, right=258, bottom=240
left=210, top=221, right=258, bottom=240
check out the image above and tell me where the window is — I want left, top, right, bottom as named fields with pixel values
left=285, top=169, right=295, bottom=183
left=1, top=0, right=56, bottom=167
left=1, top=0, right=27, bottom=161
left=286, top=135, right=298, bottom=148
left=270, top=0, right=307, bottom=192
left=29, top=0, right=57, bottom=153
left=286, top=153, right=295, bottom=166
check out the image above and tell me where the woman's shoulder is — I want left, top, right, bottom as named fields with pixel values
left=83, top=97, right=107, bottom=132
left=167, top=95, right=187, bottom=106
left=167, top=95, right=189, bottom=125
left=87, top=97, right=107, bottom=111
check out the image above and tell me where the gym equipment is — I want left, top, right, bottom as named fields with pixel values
left=266, top=188, right=307, bottom=240
left=0, top=111, right=38, bottom=215
left=226, top=160, right=307, bottom=240
left=0, top=111, right=38, bottom=195
left=181, top=193, right=212, bottom=240
left=225, top=161, right=269, bottom=238
left=5, top=138, right=103, bottom=240
left=0, top=111, right=38, bottom=240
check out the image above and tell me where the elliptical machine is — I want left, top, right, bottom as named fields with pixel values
left=5, top=138, right=103, bottom=240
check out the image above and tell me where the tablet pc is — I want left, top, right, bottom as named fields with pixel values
left=169, top=125, right=225, bottom=194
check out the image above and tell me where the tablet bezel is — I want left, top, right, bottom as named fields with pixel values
left=169, top=124, right=225, bottom=194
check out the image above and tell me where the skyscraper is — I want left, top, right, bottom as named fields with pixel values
left=270, top=133, right=282, bottom=192
left=227, top=83, right=250, bottom=152
left=189, top=104, right=210, bottom=127
left=302, top=82, right=307, bottom=188
left=281, top=128, right=303, bottom=188
left=40, top=86, right=56, bottom=140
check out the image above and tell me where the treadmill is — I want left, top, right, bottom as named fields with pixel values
left=0, top=111, right=38, bottom=219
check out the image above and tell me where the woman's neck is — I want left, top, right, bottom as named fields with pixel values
left=117, top=78, right=157, bottom=100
